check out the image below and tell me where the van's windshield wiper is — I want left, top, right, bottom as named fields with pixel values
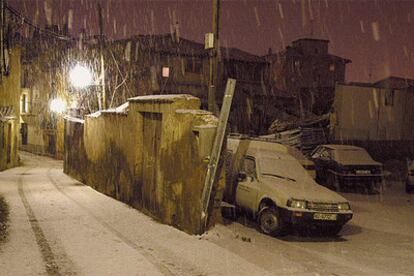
left=262, top=173, right=296, bottom=182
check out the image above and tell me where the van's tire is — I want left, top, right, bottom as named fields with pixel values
left=258, top=207, right=285, bottom=237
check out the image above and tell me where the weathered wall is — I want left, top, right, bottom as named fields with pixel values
left=0, top=48, right=21, bottom=171
left=334, top=84, right=414, bottom=141
left=20, top=48, right=67, bottom=160
left=64, top=94, right=221, bottom=234
left=333, top=83, right=414, bottom=160
left=0, top=119, right=17, bottom=171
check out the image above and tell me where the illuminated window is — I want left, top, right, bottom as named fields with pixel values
left=20, top=93, right=29, bottom=114
left=162, top=66, right=170, bottom=78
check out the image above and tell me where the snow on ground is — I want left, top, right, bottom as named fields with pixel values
left=0, top=152, right=268, bottom=275
left=205, top=181, right=414, bottom=275
left=0, top=152, right=413, bottom=275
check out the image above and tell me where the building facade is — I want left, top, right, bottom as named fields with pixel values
left=0, top=48, right=21, bottom=171
left=333, top=79, right=414, bottom=159
left=79, top=34, right=269, bottom=134
left=19, top=35, right=71, bottom=159
left=265, top=38, right=351, bottom=116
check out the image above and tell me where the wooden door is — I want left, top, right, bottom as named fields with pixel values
left=142, top=112, right=162, bottom=213
left=6, top=123, right=12, bottom=164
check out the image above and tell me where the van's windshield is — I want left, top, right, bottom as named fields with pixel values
left=259, top=157, right=310, bottom=182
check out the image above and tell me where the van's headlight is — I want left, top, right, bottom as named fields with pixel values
left=338, top=202, right=351, bottom=211
left=287, top=199, right=307, bottom=209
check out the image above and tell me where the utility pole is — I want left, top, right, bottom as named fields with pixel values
left=208, top=0, right=220, bottom=115
left=0, top=0, right=4, bottom=77
left=98, top=2, right=106, bottom=110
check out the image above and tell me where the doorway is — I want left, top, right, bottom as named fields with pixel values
left=6, top=123, right=12, bottom=164
left=48, top=134, right=56, bottom=156
left=21, top=123, right=28, bottom=145
left=141, top=112, right=162, bottom=213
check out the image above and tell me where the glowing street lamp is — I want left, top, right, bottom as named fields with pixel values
left=50, top=98, right=67, bottom=114
left=69, top=63, right=93, bottom=89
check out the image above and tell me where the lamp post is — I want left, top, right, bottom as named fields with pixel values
left=69, top=63, right=93, bottom=89
left=49, top=98, right=67, bottom=114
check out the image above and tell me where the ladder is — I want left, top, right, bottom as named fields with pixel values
left=201, top=78, right=236, bottom=230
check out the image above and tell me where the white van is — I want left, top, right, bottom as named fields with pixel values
left=224, top=138, right=353, bottom=236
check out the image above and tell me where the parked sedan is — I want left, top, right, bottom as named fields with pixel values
left=311, top=145, right=384, bottom=193
left=407, top=161, right=414, bottom=193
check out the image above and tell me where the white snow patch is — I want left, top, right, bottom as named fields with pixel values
left=128, top=94, right=198, bottom=102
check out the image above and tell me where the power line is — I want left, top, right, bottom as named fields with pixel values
left=4, top=3, right=74, bottom=41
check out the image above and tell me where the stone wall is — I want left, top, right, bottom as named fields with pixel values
left=64, top=94, right=221, bottom=234
left=0, top=48, right=21, bottom=171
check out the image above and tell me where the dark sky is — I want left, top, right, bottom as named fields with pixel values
left=8, top=0, right=414, bottom=83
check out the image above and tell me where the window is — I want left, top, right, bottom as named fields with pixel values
left=185, top=58, right=202, bottom=74
left=162, top=66, right=170, bottom=78
left=242, top=157, right=256, bottom=178
left=20, top=93, right=29, bottom=114
left=385, top=89, right=394, bottom=106
left=22, top=69, right=29, bottom=88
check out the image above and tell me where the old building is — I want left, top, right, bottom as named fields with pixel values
left=77, top=34, right=269, bottom=133
left=265, top=38, right=351, bottom=116
left=18, top=26, right=72, bottom=159
left=20, top=34, right=354, bottom=141
left=333, top=78, right=414, bottom=160
left=20, top=50, right=67, bottom=159
left=0, top=48, right=21, bottom=171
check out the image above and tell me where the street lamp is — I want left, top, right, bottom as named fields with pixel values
left=69, top=63, right=93, bottom=89
left=49, top=98, right=67, bottom=114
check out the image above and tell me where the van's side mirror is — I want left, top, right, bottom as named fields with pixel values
left=238, top=172, right=247, bottom=181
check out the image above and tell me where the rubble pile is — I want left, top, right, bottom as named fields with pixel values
left=264, top=112, right=330, bottom=155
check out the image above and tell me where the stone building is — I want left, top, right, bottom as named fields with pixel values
left=0, top=48, right=21, bottom=171
left=265, top=38, right=351, bottom=116
left=19, top=44, right=71, bottom=159
left=78, top=34, right=269, bottom=134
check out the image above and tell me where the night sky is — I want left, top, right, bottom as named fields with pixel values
left=8, top=0, right=414, bottom=83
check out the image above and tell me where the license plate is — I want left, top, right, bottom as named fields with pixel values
left=356, top=170, right=371, bottom=174
left=314, top=213, right=337, bottom=221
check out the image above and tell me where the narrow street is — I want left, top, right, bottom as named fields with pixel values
left=0, top=152, right=267, bottom=275
left=1, top=152, right=414, bottom=275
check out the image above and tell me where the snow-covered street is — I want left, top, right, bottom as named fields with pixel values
left=0, top=152, right=413, bottom=275
left=208, top=181, right=414, bottom=275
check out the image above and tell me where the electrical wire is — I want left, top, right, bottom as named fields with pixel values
left=4, top=3, right=74, bottom=41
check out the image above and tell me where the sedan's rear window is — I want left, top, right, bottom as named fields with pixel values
left=334, top=149, right=374, bottom=163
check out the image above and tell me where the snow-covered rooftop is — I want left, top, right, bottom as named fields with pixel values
left=128, top=94, right=198, bottom=103
left=63, top=115, right=85, bottom=124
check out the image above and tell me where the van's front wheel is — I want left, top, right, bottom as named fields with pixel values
left=258, top=207, right=285, bottom=236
